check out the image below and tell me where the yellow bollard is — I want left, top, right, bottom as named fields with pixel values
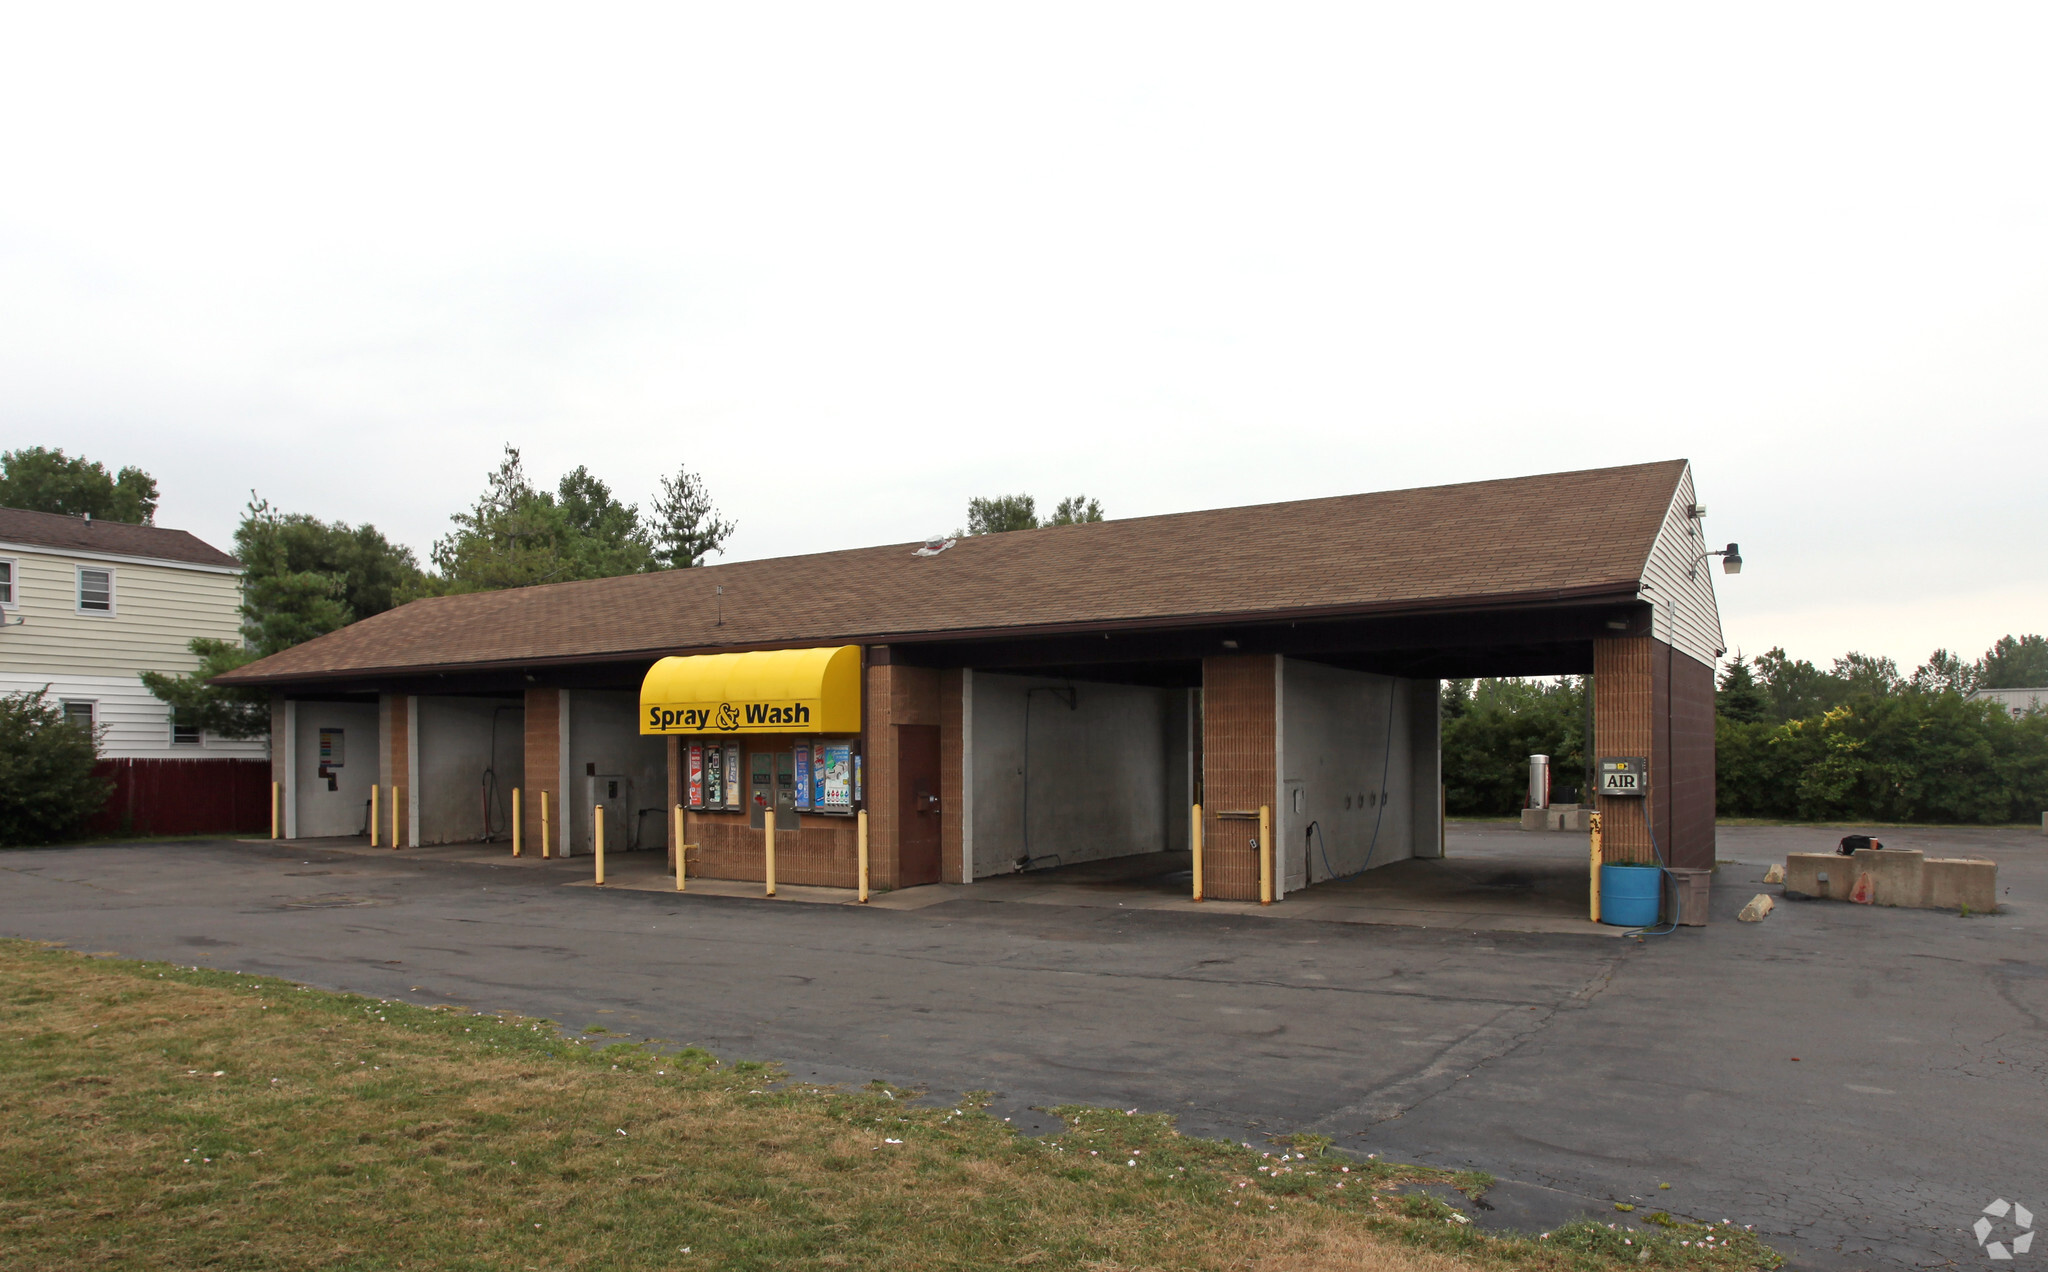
left=271, top=781, right=280, bottom=840
left=1589, top=811, right=1603, bottom=924
left=511, top=788, right=522, bottom=856
left=369, top=783, right=379, bottom=847
left=857, top=809, right=869, bottom=903
left=540, top=790, right=551, bottom=859
left=1259, top=804, right=1273, bottom=905
left=764, top=807, right=777, bottom=897
left=391, top=786, right=402, bottom=850
left=595, top=804, right=606, bottom=886
left=673, top=804, right=686, bottom=892
left=1191, top=803, right=1204, bottom=902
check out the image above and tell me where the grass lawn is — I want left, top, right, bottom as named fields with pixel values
left=0, top=940, right=1781, bottom=1271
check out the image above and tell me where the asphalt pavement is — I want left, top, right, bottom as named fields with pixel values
left=1, top=822, right=2039, bottom=1271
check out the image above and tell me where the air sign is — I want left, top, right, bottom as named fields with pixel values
left=1598, top=756, right=1648, bottom=796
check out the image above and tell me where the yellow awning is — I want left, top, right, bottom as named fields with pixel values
left=639, top=645, right=861, bottom=735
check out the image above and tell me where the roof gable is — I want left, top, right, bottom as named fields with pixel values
left=218, top=459, right=1690, bottom=685
left=0, top=506, right=240, bottom=570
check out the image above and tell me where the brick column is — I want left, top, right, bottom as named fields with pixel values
left=1200, top=654, right=1277, bottom=902
left=1595, top=633, right=1718, bottom=870
left=1593, top=635, right=1655, bottom=863
left=378, top=693, right=410, bottom=843
left=523, top=688, right=561, bottom=853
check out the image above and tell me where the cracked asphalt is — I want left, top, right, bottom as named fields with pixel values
left=2, top=823, right=2040, bottom=1270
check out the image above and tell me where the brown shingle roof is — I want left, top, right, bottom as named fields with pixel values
left=216, top=460, right=1687, bottom=686
left=0, top=506, right=240, bottom=569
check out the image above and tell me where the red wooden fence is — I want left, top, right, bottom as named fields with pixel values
left=84, top=758, right=273, bottom=838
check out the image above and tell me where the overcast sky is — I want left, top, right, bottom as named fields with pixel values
left=3, top=4, right=2043, bottom=672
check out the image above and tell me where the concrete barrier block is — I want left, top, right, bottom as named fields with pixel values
left=1922, top=858, right=1997, bottom=912
left=1782, top=853, right=1844, bottom=900
left=1520, top=808, right=1546, bottom=831
left=1738, top=894, right=1774, bottom=922
left=1545, top=809, right=1565, bottom=831
left=1850, top=847, right=1925, bottom=907
left=1561, top=808, right=1592, bottom=832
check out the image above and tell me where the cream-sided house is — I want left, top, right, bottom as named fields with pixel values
left=0, top=506, right=269, bottom=833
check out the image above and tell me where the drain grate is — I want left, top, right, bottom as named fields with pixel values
left=279, top=894, right=383, bottom=909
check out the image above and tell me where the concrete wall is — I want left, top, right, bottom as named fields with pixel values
left=292, top=701, right=378, bottom=838
left=969, top=672, right=1180, bottom=878
left=1278, top=659, right=1439, bottom=891
left=414, top=696, right=524, bottom=846
left=565, top=689, right=668, bottom=856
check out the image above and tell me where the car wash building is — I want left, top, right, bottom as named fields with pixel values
left=216, top=460, right=1728, bottom=903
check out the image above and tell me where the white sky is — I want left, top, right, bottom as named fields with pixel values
left=3, top=3, right=2043, bottom=672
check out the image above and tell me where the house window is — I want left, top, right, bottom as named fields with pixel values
left=61, top=700, right=96, bottom=732
left=172, top=706, right=202, bottom=746
left=0, top=558, right=14, bottom=606
left=77, top=567, right=114, bottom=613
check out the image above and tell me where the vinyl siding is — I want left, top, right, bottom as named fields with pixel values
left=0, top=671, right=266, bottom=759
left=1636, top=464, right=1726, bottom=670
left=0, top=547, right=243, bottom=679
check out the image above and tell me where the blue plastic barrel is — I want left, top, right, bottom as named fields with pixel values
left=1600, top=863, right=1663, bottom=927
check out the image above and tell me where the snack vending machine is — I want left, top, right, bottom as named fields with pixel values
left=703, top=744, right=724, bottom=808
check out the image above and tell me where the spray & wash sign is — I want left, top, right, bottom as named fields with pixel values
left=639, top=645, right=862, bottom=736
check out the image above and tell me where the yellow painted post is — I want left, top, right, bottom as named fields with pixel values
left=511, top=788, right=522, bottom=856
left=1191, top=803, right=1204, bottom=901
left=764, top=807, right=777, bottom=897
left=857, top=809, right=869, bottom=903
left=391, top=787, right=402, bottom=849
left=369, top=783, right=379, bottom=847
left=673, top=805, right=686, bottom=892
left=539, top=790, right=551, bottom=859
left=595, top=804, right=606, bottom=886
left=271, top=782, right=280, bottom=839
left=1589, top=811, right=1603, bottom=924
left=1258, top=804, right=1273, bottom=905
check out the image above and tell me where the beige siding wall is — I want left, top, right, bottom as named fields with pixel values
left=0, top=547, right=242, bottom=678
left=1636, top=463, right=1726, bottom=670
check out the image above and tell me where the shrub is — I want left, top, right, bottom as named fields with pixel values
left=0, top=688, right=111, bottom=846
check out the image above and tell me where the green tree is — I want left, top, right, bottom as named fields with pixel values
left=1441, top=676, right=1589, bottom=814
left=1910, top=649, right=1976, bottom=695
left=965, top=494, right=1040, bottom=535
left=1749, top=648, right=1843, bottom=724
left=138, top=640, right=269, bottom=740
left=649, top=462, right=735, bottom=569
left=235, top=496, right=421, bottom=655
left=427, top=447, right=735, bottom=592
left=1975, top=634, right=2048, bottom=689
left=0, top=688, right=112, bottom=846
left=1832, top=652, right=1903, bottom=700
left=1716, top=653, right=1769, bottom=724
left=1048, top=495, right=1104, bottom=525
left=142, top=495, right=420, bottom=735
left=0, top=447, right=159, bottom=523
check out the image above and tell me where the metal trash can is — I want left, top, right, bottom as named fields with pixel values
left=1664, top=868, right=1711, bottom=926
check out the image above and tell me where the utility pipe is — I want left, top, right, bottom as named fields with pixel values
left=764, top=808, right=777, bottom=897
left=1190, top=803, right=1204, bottom=902
left=1259, top=805, right=1273, bottom=905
